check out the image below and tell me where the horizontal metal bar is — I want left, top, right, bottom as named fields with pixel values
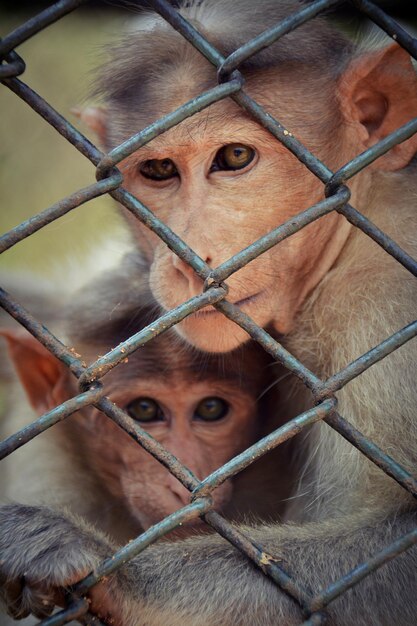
left=194, top=399, right=336, bottom=496
left=351, top=0, right=417, bottom=59
left=215, top=299, right=323, bottom=391
left=218, top=0, right=343, bottom=79
left=211, top=188, right=350, bottom=283
left=0, top=175, right=122, bottom=254
left=0, top=387, right=103, bottom=461
left=310, top=526, right=417, bottom=610
left=96, top=396, right=199, bottom=491
left=325, top=321, right=417, bottom=392
left=96, top=78, right=243, bottom=179
left=74, top=496, right=212, bottom=595
left=328, top=117, right=417, bottom=190
left=326, top=412, right=417, bottom=497
left=0, top=287, right=84, bottom=377
left=0, top=0, right=87, bottom=57
left=79, top=285, right=227, bottom=388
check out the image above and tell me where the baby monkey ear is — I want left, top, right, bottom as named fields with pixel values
left=0, top=329, right=75, bottom=414
left=72, top=105, right=108, bottom=147
left=338, top=43, right=417, bottom=171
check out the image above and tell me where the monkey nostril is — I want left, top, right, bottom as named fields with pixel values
left=171, top=491, right=191, bottom=509
left=196, top=250, right=212, bottom=265
left=167, top=482, right=191, bottom=507
left=171, top=256, right=206, bottom=294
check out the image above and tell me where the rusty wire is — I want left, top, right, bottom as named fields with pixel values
left=0, top=0, right=417, bottom=624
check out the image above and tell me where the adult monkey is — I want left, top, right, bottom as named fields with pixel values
left=1, top=0, right=417, bottom=624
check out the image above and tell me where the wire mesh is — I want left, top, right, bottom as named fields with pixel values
left=0, top=0, right=416, bottom=624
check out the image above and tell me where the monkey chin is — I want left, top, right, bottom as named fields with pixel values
left=176, top=311, right=251, bottom=353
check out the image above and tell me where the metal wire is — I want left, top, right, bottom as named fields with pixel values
left=0, top=0, right=416, bottom=624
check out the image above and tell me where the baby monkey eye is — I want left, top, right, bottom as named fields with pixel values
left=139, top=158, right=178, bottom=181
left=211, top=143, right=255, bottom=172
left=194, top=397, right=230, bottom=421
left=126, top=397, right=164, bottom=422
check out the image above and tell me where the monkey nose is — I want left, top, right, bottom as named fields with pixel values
left=172, top=255, right=208, bottom=294
left=166, top=475, right=192, bottom=507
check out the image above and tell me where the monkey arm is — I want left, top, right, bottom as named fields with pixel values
left=1, top=505, right=416, bottom=626
left=0, top=505, right=118, bottom=623
left=118, top=511, right=417, bottom=626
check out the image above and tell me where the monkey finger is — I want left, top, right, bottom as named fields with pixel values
left=0, top=573, right=22, bottom=606
left=31, top=601, right=56, bottom=620
left=20, top=584, right=60, bottom=621
left=25, top=582, right=67, bottom=619
left=87, top=579, right=123, bottom=626
left=0, top=572, right=29, bottom=619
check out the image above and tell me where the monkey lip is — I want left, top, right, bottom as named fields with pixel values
left=192, top=291, right=263, bottom=316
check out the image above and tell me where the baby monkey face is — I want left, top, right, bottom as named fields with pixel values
left=84, top=368, right=259, bottom=533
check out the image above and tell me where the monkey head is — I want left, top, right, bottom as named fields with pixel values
left=2, top=325, right=276, bottom=534
left=79, top=2, right=417, bottom=353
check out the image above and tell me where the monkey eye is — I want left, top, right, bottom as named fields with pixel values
left=139, top=158, right=179, bottom=181
left=210, top=144, right=255, bottom=172
left=193, top=397, right=230, bottom=421
left=126, top=397, right=164, bottom=422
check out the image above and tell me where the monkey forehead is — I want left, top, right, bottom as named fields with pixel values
left=95, top=2, right=352, bottom=147
left=104, top=372, right=260, bottom=407
left=106, top=63, right=340, bottom=153
left=101, top=341, right=274, bottom=395
left=78, top=326, right=276, bottom=397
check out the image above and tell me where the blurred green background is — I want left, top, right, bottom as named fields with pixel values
left=0, top=1, right=416, bottom=279
left=0, top=7, right=130, bottom=279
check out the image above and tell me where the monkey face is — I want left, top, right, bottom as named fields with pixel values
left=85, top=51, right=357, bottom=353
left=84, top=375, right=258, bottom=532
left=119, top=96, right=352, bottom=353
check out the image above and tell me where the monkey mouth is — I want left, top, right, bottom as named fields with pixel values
left=191, top=291, right=263, bottom=317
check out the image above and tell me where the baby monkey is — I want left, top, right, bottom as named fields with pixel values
left=1, top=258, right=288, bottom=552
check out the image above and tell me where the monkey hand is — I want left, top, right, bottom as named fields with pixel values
left=0, top=504, right=119, bottom=623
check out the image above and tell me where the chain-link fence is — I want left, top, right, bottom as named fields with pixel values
left=1, top=0, right=417, bottom=624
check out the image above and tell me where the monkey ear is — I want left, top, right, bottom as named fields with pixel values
left=338, top=43, right=417, bottom=171
left=72, top=105, right=108, bottom=147
left=0, top=329, right=74, bottom=414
